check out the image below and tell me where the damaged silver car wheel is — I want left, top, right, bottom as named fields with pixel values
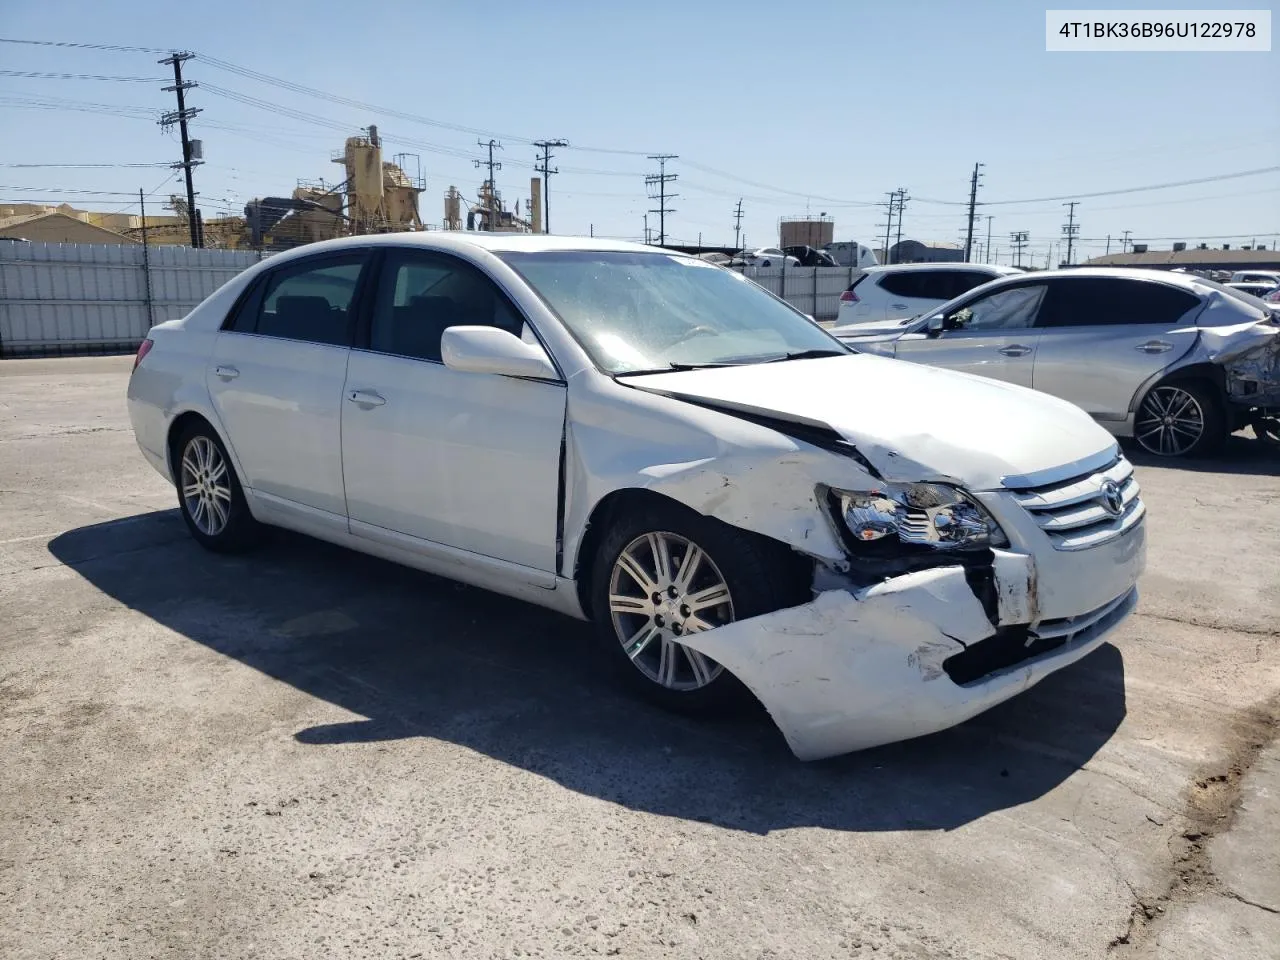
left=608, top=531, right=733, bottom=692
left=1134, top=382, right=1222, bottom=457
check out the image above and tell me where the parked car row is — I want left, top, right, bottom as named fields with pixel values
left=128, top=233, right=1152, bottom=759
left=832, top=267, right=1280, bottom=458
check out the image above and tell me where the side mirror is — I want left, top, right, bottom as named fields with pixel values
left=441, top=326, right=558, bottom=380
left=926, top=314, right=946, bottom=334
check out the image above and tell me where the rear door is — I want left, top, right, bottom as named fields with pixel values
left=1030, top=277, right=1202, bottom=421
left=894, top=281, right=1047, bottom=387
left=207, top=251, right=368, bottom=526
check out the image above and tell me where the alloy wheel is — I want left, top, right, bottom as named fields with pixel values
left=1135, top=385, right=1205, bottom=457
left=180, top=435, right=233, bottom=536
left=607, top=531, right=733, bottom=691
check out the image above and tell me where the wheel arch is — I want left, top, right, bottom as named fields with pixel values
left=1128, top=362, right=1226, bottom=417
left=572, top=487, right=812, bottom=621
left=165, top=408, right=246, bottom=493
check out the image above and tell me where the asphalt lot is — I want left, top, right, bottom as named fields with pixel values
left=2, top=355, right=1278, bottom=959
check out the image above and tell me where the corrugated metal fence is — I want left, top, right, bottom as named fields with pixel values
left=0, top=242, right=860, bottom=357
left=739, top=264, right=861, bottom=323
left=0, top=242, right=263, bottom=357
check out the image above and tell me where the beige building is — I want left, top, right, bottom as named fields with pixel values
left=0, top=210, right=138, bottom=244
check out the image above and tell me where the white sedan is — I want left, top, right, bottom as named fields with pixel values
left=128, top=233, right=1145, bottom=760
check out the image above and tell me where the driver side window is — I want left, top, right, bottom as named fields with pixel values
left=368, top=250, right=529, bottom=362
left=947, top=284, right=1047, bottom=332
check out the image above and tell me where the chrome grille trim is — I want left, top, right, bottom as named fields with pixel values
left=1004, top=453, right=1145, bottom=551
left=1029, top=590, right=1133, bottom=642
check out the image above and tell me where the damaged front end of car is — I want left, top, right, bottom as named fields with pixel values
left=666, top=453, right=1144, bottom=762
left=1214, top=321, right=1280, bottom=442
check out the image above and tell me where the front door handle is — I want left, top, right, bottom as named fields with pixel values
left=1137, top=340, right=1174, bottom=354
left=347, top=389, right=387, bottom=408
left=214, top=365, right=239, bottom=380
left=998, top=344, right=1033, bottom=357
left=890, top=302, right=909, bottom=310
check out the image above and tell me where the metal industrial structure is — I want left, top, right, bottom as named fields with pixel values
left=245, top=125, right=424, bottom=250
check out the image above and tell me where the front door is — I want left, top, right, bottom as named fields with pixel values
left=340, top=248, right=567, bottom=573
left=894, top=282, right=1047, bottom=388
left=206, top=252, right=368, bottom=522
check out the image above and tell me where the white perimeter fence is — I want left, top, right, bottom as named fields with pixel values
left=0, top=242, right=859, bottom=357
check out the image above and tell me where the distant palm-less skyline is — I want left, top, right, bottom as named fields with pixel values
left=1, top=0, right=1276, bottom=262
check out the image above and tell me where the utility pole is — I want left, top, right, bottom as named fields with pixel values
left=1106, top=234, right=1111, bottom=255
left=963, top=162, right=984, bottom=261
left=645, top=154, right=678, bottom=246
left=474, top=139, right=503, bottom=231
left=139, top=188, right=153, bottom=327
left=879, top=191, right=897, bottom=264
left=985, top=215, right=994, bottom=264
left=1010, top=230, right=1029, bottom=268
left=894, top=187, right=909, bottom=259
left=533, top=138, right=567, bottom=234
left=1121, top=229, right=1132, bottom=254
left=733, top=198, right=744, bottom=251
left=159, top=51, right=202, bottom=248
left=1061, top=201, right=1079, bottom=266
left=643, top=212, right=650, bottom=245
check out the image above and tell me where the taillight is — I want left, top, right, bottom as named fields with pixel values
left=840, top=289, right=860, bottom=303
left=133, top=338, right=154, bottom=371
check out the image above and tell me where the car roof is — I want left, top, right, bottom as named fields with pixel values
left=862, top=262, right=1021, bottom=275
left=1035, top=266, right=1217, bottom=291
left=259, top=231, right=666, bottom=266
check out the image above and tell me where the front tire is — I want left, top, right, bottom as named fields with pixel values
left=173, top=422, right=262, bottom=553
left=1134, top=380, right=1226, bottom=458
left=589, top=501, right=807, bottom=714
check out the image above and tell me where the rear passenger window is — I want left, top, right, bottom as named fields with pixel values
left=253, top=256, right=365, bottom=345
left=1037, top=278, right=1200, bottom=327
left=878, top=272, right=927, bottom=299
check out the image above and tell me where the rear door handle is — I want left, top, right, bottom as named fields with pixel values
left=998, top=344, right=1033, bottom=357
left=1137, top=340, right=1173, bottom=354
left=214, top=365, right=239, bottom=380
left=890, top=302, right=909, bottom=309
left=347, top=389, right=386, bottom=408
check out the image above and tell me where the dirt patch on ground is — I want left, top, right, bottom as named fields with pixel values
left=1109, top=693, right=1280, bottom=950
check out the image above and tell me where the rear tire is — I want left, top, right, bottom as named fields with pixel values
left=173, top=421, right=263, bottom=553
left=1134, top=380, right=1226, bottom=458
left=589, top=500, right=808, bottom=715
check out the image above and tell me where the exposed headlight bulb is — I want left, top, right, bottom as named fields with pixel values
left=832, top=483, right=1006, bottom=551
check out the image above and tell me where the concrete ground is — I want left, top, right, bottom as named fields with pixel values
left=2, top=355, right=1277, bottom=960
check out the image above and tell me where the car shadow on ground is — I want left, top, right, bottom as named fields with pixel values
left=1121, top=431, right=1280, bottom=476
left=50, top=511, right=1128, bottom=835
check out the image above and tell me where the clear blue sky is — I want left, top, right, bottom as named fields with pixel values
left=2, top=0, right=1277, bottom=262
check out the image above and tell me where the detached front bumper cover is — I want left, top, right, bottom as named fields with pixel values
left=676, top=558, right=1138, bottom=761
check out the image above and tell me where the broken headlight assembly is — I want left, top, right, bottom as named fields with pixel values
left=826, top=483, right=1008, bottom=554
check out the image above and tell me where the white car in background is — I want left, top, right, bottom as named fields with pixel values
left=837, top=263, right=1022, bottom=326
left=127, top=233, right=1144, bottom=760
left=738, top=247, right=800, bottom=268
left=1229, top=270, right=1280, bottom=285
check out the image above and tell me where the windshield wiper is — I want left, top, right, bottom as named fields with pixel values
left=761, top=348, right=850, bottom=363
left=615, top=361, right=742, bottom=376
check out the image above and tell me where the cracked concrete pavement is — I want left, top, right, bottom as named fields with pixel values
left=1, top=355, right=1278, bottom=959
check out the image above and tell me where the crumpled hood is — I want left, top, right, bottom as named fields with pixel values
left=625, top=355, right=1116, bottom=490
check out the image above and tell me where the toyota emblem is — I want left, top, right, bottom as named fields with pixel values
left=1099, top=479, right=1124, bottom=517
